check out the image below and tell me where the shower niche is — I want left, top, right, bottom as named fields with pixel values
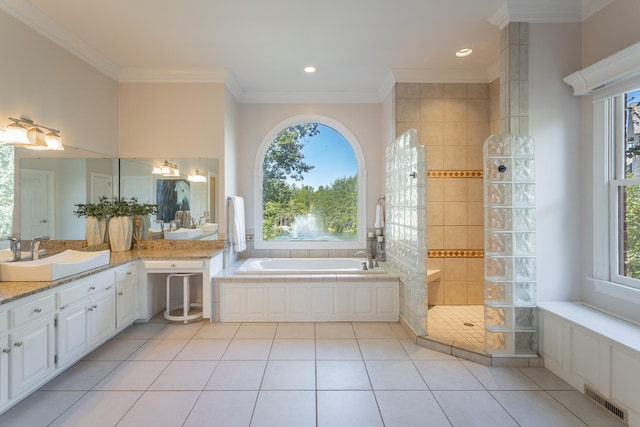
left=483, top=134, right=537, bottom=355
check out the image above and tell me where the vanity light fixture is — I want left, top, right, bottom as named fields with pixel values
left=187, top=169, right=207, bottom=182
left=0, top=117, right=64, bottom=150
left=152, top=160, right=180, bottom=177
left=304, top=66, right=316, bottom=73
left=456, top=48, right=473, bottom=57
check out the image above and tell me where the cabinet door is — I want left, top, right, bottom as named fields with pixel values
left=116, top=279, right=137, bottom=330
left=0, top=335, right=8, bottom=406
left=90, top=290, right=116, bottom=346
left=9, top=317, right=55, bottom=398
left=57, top=303, right=90, bottom=367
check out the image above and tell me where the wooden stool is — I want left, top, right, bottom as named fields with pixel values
left=165, top=273, right=202, bottom=324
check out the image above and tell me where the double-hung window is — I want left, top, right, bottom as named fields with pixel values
left=610, top=89, right=640, bottom=288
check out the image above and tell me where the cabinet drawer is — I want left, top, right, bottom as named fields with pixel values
left=115, top=263, right=137, bottom=283
left=144, top=260, right=204, bottom=271
left=57, top=272, right=114, bottom=309
left=10, top=294, right=56, bottom=328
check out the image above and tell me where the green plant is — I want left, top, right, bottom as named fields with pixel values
left=129, top=197, right=158, bottom=216
left=73, top=196, right=111, bottom=218
left=107, top=197, right=132, bottom=217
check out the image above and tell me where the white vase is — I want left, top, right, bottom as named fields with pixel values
left=109, top=216, right=133, bottom=252
left=85, top=216, right=107, bottom=246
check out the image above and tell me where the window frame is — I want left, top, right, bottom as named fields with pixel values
left=590, top=75, right=640, bottom=303
left=252, top=114, right=367, bottom=251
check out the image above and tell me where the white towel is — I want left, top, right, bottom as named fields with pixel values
left=374, top=201, right=385, bottom=229
left=229, top=196, right=246, bottom=252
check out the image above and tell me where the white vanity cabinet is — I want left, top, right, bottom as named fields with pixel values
left=114, top=263, right=137, bottom=330
left=7, top=294, right=56, bottom=400
left=0, top=313, right=9, bottom=406
left=56, top=270, right=116, bottom=368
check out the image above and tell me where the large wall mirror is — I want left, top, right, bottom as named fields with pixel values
left=0, top=146, right=218, bottom=241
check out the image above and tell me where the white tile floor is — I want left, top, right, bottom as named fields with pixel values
left=428, top=305, right=486, bottom=351
left=0, top=316, right=625, bottom=427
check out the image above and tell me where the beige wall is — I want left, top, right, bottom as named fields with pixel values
left=118, top=83, right=225, bottom=159
left=0, top=10, right=119, bottom=157
left=396, top=83, right=489, bottom=305
left=581, top=0, right=640, bottom=68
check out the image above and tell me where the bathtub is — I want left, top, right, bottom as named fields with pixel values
left=216, top=258, right=399, bottom=322
left=234, top=257, right=385, bottom=275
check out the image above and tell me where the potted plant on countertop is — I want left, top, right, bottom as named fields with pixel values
left=129, top=197, right=158, bottom=243
left=106, top=197, right=133, bottom=252
left=73, top=196, right=111, bottom=246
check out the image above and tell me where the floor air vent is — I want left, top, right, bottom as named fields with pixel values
left=584, top=385, right=627, bottom=424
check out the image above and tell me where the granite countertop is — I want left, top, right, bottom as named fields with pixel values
left=0, top=240, right=225, bottom=306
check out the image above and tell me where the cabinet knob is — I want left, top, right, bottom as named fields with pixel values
left=171, top=264, right=176, bottom=268
left=33, top=308, right=42, bottom=313
left=126, top=272, right=132, bottom=276
left=14, top=341, right=23, bottom=347
left=118, top=292, right=123, bottom=296
left=93, top=304, right=98, bottom=309
left=87, top=307, right=94, bottom=312
left=89, top=286, right=96, bottom=291
left=1, top=348, right=10, bottom=354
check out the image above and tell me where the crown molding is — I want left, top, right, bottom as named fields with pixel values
left=118, top=68, right=230, bottom=83
left=392, top=68, right=493, bottom=84
left=563, top=41, right=640, bottom=96
left=489, top=0, right=610, bottom=29
left=582, top=0, right=615, bottom=20
left=236, top=90, right=383, bottom=104
left=0, top=0, right=120, bottom=80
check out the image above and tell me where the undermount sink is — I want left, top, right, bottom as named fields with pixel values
left=164, top=227, right=203, bottom=240
left=0, top=249, right=111, bottom=282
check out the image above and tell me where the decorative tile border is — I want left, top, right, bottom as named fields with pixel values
left=428, top=249, right=484, bottom=258
left=427, top=170, right=483, bottom=178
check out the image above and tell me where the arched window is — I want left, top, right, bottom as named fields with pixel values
left=253, top=115, right=366, bottom=250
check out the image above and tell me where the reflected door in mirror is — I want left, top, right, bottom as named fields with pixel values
left=21, top=169, right=54, bottom=239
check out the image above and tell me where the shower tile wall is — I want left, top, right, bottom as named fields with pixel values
left=396, top=83, right=491, bottom=306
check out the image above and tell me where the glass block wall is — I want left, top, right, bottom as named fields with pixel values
left=385, top=129, right=428, bottom=335
left=483, top=134, right=537, bottom=355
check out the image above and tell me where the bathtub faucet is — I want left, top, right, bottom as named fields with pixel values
left=354, top=250, right=374, bottom=269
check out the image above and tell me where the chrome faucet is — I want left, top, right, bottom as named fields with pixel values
left=169, top=219, right=180, bottom=232
left=155, top=219, right=165, bottom=239
left=354, top=250, right=374, bottom=269
left=30, top=236, right=49, bottom=260
left=8, top=237, right=21, bottom=261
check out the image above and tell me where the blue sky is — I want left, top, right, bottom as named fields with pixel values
left=287, top=124, right=357, bottom=190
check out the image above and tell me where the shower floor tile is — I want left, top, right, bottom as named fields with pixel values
left=427, top=305, right=485, bottom=351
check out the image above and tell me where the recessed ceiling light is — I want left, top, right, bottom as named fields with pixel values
left=456, top=48, right=473, bottom=58
left=304, top=66, right=316, bottom=73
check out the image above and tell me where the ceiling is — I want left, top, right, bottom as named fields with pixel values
left=0, top=0, right=611, bottom=102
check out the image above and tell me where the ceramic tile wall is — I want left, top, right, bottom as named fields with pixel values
left=396, top=83, right=490, bottom=306
left=500, top=22, right=529, bottom=134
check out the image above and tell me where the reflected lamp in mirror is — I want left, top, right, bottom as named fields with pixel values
left=187, top=169, right=207, bottom=182
left=152, top=160, right=180, bottom=177
left=0, top=117, right=64, bottom=150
